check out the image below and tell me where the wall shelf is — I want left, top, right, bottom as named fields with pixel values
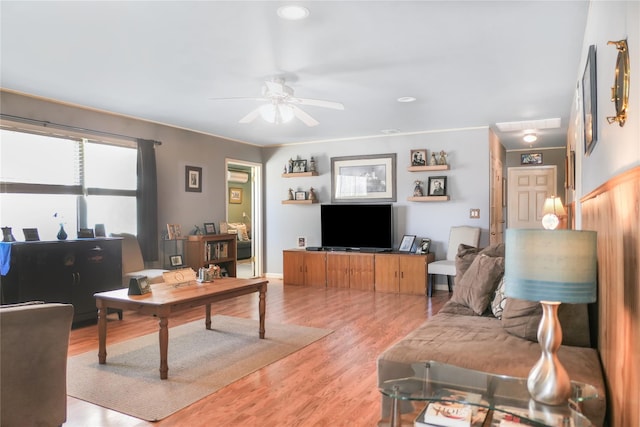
left=407, top=195, right=450, bottom=202
left=282, top=199, right=319, bottom=204
left=282, top=171, right=319, bottom=178
left=407, top=165, right=450, bottom=172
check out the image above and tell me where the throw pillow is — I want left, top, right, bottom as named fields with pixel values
left=454, top=244, right=482, bottom=286
left=490, top=276, right=507, bottom=319
left=450, top=254, right=505, bottom=315
left=501, top=298, right=542, bottom=342
left=236, top=224, right=249, bottom=241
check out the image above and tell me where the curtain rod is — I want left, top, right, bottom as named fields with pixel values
left=0, top=113, right=162, bottom=145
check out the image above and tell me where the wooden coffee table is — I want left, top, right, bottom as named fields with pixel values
left=94, top=277, right=268, bottom=379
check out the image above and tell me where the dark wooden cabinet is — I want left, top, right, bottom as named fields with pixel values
left=0, top=238, right=122, bottom=323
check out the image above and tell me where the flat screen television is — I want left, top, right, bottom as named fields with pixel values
left=320, top=203, right=393, bottom=251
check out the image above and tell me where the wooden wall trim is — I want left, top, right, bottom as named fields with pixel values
left=581, top=166, right=639, bottom=427
left=581, top=166, right=640, bottom=203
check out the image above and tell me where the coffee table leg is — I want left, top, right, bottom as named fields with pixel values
left=205, top=304, right=212, bottom=330
left=97, top=303, right=107, bottom=364
left=159, top=316, right=169, bottom=379
left=259, top=284, right=266, bottom=339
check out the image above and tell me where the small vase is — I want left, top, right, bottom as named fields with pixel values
left=57, top=224, right=68, bottom=240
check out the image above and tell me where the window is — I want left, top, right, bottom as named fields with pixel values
left=0, top=128, right=137, bottom=240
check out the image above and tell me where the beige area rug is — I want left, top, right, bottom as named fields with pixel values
left=67, top=315, right=332, bottom=421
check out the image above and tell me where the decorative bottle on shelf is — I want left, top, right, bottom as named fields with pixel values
left=413, top=180, right=424, bottom=197
left=57, top=224, right=68, bottom=240
left=429, top=153, right=437, bottom=166
left=309, top=157, right=316, bottom=172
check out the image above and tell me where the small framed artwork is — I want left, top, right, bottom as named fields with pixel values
left=419, top=238, right=431, bottom=254
left=399, top=235, right=416, bottom=252
left=128, top=275, right=151, bottom=295
left=229, top=187, right=242, bottom=204
left=185, top=165, right=202, bottom=192
left=169, top=254, right=183, bottom=267
left=293, top=159, right=307, bottom=173
left=295, top=191, right=307, bottom=200
left=427, top=176, right=447, bottom=196
left=411, top=149, right=427, bottom=166
left=297, top=236, right=307, bottom=248
left=166, top=223, right=181, bottom=240
left=521, top=153, right=543, bottom=165
left=22, top=228, right=40, bottom=241
left=582, top=44, right=598, bottom=156
left=204, top=222, right=217, bottom=235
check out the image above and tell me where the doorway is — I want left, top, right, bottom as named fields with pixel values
left=507, top=166, right=557, bottom=229
left=226, top=159, right=263, bottom=278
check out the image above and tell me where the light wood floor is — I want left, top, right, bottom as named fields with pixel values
left=65, top=279, right=449, bottom=426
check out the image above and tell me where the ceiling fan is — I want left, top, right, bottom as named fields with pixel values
left=211, top=79, right=344, bottom=127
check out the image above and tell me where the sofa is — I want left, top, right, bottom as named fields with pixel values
left=225, top=222, right=252, bottom=260
left=0, top=302, right=74, bottom=427
left=377, top=243, right=606, bottom=426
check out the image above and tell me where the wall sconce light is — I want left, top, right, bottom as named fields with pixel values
left=541, top=196, right=566, bottom=230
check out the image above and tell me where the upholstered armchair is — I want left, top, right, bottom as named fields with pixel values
left=0, top=302, right=74, bottom=427
left=110, top=232, right=167, bottom=287
left=427, top=226, right=481, bottom=296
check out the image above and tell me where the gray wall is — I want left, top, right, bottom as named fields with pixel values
left=263, top=128, right=491, bottom=276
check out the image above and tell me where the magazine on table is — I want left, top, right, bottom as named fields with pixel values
left=490, top=405, right=575, bottom=427
left=414, top=388, right=486, bottom=427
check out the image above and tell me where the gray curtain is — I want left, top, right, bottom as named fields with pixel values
left=136, top=139, right=159, bottom=261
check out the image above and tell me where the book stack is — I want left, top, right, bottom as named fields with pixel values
left=414, top=388, right=483, bottom=427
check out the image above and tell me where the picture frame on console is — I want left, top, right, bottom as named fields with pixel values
left=418, top=238, right=431, bottom=254
left=170, top=254, right=183, bottom=267
left=204, top=222, right=216, bottom=235
left=330, top=153, right=397, bottom=203
left=399, top=235, right=416, bottom=252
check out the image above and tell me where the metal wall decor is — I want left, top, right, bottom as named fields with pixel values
left=606, top=39, right=630, bottom=127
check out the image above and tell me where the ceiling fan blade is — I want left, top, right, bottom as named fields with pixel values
left=209, top=97, right=267, bottom=102
left=291, top=97, right=345, bottom=110
left=291, top=105, right=319, bottom=127
left=238, top=107, right=262, bottom=124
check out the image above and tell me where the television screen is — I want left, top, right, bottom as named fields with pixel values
left=320, top=204, right=393, bottom=251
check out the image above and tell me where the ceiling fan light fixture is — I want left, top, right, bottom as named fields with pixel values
left=523, top=132, right=538, bottom=143
left=259, top=103, right=294, bottom=124
left=277, top=5, right=309, bottom=20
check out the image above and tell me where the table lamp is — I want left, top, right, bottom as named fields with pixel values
left=541, top=196, right=566, bottom=230
left=504, top=229, right=597, bottom=405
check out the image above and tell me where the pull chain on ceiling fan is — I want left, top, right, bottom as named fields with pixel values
left=210, top=79, right=344, bottom=127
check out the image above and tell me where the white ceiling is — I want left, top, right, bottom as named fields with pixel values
left=0, top=1, right=589, bottom=150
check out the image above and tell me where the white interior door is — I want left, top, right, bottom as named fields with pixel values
left=507, top=166, right=557, bottom=229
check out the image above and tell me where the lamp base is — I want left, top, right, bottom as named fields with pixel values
left=527, top=302, right=571, bottom=405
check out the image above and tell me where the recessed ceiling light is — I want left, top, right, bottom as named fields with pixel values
left=397, top=97, right=416, bottom=103
left=277, top=5, right=310, bottom=20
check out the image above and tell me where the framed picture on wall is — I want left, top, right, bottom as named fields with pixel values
left=185, top=166, right=202, bottom=192
left=582, top=44, right=598, bottom=156
left=229, top=188, right=242, bottom=204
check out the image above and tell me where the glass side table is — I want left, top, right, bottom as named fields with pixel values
left=379, top=361, right=598, bottom=427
